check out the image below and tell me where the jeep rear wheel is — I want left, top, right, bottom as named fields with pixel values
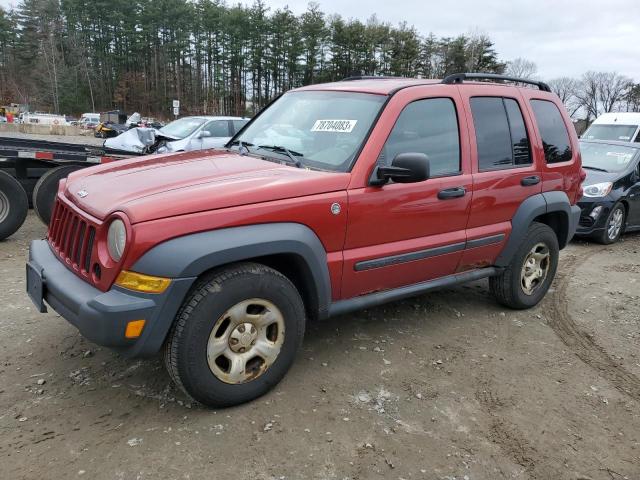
left=165, top=262, right=305, bottom=407
left=490, top=222, right=559, bottom=309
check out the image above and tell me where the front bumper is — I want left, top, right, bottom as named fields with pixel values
left=575, top=198, right=616, bottom=236
left=27, top=240, right=195, bottom=357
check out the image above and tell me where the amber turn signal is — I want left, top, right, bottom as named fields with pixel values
left=115, top=270, right=171, bottom=294
left=125, top=319, right=146, bottom=339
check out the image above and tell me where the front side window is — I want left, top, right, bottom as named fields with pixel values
left=470, top=97, right=532, bottom=171
left=232, top=91, right=386, bottom=172
left=378, top=98, right=460, bottom=176
left=232, top=119, right=248, bottom=134
left=530, top=99, right=573, bottom=163
left=203, top=120, right=230, bottom=137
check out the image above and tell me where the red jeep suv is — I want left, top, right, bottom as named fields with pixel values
left=27, top=73, right=583, bottom=407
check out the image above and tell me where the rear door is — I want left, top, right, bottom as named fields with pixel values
left=342, top=87, right=472, bottom=298
left=458, top=86, right=541, bottom=270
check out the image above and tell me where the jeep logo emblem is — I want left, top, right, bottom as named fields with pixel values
left=77, top=189, right=88, bottom=198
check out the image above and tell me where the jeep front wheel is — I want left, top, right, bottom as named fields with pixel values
left=165, top=263, right=305, bottom=407
left=490, top=222, right=559, bottom=309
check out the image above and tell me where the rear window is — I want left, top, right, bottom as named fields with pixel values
left=530, top=100, right=573, bottom=163
left=470, top=97, right=531, bottom=170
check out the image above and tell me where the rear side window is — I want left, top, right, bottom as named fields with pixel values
left=470, top=97, right=531, bottom=170
left=378, top=98, right=460, bottom=176
left=530, top=100, right=573, bottom=163
left=635, top=129, right=640, bottom=143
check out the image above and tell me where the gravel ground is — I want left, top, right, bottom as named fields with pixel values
left=1, top=213, right=639, bottom=480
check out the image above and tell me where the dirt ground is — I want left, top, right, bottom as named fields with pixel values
left=1, top=213, right=639, bottom=480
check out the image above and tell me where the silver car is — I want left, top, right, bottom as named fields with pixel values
left=104, top=116, right=249, bottom=155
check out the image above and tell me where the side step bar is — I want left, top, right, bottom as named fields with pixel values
left=327, top=267, right=498, bottom=318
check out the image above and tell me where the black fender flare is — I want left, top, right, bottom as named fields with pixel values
left=132, top=222, right=332, bottom=318
left=495, top=192, right=580, bottom=267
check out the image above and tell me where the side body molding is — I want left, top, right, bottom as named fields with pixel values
left=132, top=223, right=333, bottom=318
left=495, top=191, right=579, bottom=267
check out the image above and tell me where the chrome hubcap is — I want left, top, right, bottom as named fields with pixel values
left=207, top=298, right=285, bottom=384
left=607, top=208, right=623, bottom=240
left=520, top=242, right=551, bottom=296
left=0, top=190, right=9, bottom=224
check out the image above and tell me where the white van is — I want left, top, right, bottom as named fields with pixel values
left=22, top=112, right=68, bottom=126
left=582, top=112, right=640, bottom=143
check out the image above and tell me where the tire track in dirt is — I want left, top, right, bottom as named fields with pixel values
left=547, top=250, right=640, bottom=401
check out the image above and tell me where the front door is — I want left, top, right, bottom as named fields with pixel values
left=342, top=94, right=472, bottom=299
left=201, top=120, right=232, bottom=149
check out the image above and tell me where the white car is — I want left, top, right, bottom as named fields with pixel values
left=582, top=112, right=640, bottom=143
left=104, top=116, right=249, bottom=155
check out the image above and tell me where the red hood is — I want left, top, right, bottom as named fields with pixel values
left=64, top=150, right=350, bottom=223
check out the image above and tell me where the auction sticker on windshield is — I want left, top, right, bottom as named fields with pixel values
left=311, top=119, right=357, bottom=133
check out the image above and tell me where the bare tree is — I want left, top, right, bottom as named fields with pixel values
left=574, top=71, right=632, bottom=121
left=548, top=77, right=581, bottom=117
left=505, top=57, right=538, bottom=79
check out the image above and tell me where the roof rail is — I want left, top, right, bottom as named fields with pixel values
left=341, top=75, right=404, bottom=81
left=441, top=73, right=551, bottom=92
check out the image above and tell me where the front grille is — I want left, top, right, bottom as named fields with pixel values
left=48, top=197, right=97, bottom=278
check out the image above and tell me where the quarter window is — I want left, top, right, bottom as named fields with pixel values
left=470, top=97, right=532, bottom=171
left=378, top=98, right=460, bottom=176
left=530, top=99, right=573, bottom=163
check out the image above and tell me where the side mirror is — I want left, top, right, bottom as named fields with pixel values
left=197, top=130, right=212, bottom=139
left=373, top=153, right=430, bottom=185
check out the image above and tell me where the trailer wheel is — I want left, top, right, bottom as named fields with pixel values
left=33, top=165, right=85, bottom=225
left=0, top=170, right=29, bottom=240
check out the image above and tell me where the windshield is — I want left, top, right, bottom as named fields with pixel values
left=583, top=124, right=638, bottom=142
left=232, top=91, right=386, bottom=171
left=159, top=117, right=207, bottom=139
left=580, top=141, right=638, bottom=173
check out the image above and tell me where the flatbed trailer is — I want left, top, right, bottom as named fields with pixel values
left=0, top=137, right=130, bottom=240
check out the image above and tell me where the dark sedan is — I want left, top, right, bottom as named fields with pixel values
left=576, top=139, right=640, bottom=244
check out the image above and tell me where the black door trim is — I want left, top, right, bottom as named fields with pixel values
left=354, top=233, right=506, bottom=271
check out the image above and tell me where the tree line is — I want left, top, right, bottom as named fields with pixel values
left=0, top=0, right=505, bottom=117
left=0, top=1, right=637, bottom=120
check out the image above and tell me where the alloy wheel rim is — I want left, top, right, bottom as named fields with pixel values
left=607, top=208, right=623, bottom=240
left=207, top=298, right=285, bottom=385
left=520, top=242, right=551, bottom=296
left=0, top=190, right=9, bottom=224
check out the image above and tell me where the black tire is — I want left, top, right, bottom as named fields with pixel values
left=165, top=262, right=306, bottom=407
left=33, top=165, right=85, bottom=225
left=490, top=222, right=559, bottom=309
left=594, top=203, right=625, bottom=245
left=0, top=171, right=29, bottom=240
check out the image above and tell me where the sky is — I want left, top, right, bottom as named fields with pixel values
left=1, top=0, right=637, bottom=82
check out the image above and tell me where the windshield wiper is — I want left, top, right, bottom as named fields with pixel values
left=256, top=145, right=304, bottom=168
left=583, top=165, right=609, bottom=173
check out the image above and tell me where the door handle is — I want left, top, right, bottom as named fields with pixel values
left=521, top=175, right=541, bottom=186
left=437, top=187, right=466, bottom=200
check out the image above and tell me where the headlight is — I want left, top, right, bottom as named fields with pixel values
left=583, top=182, right=613, bottom=198
left=156, top=145, right=168, bottom=153
left=107, top=219, right=126, bottom=261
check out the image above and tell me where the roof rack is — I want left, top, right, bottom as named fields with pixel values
left=341, top=75, right=404, bottom=81
left=441, top=73, right=551, bottom=92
